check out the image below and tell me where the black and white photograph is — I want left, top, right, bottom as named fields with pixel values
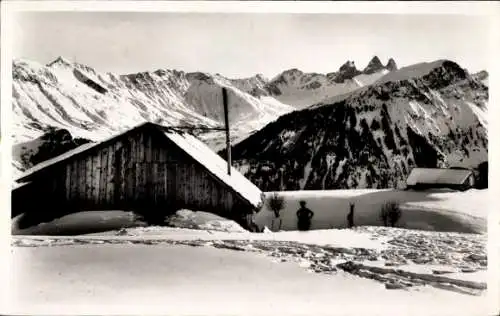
left=1, top=1, right=499, bottom=315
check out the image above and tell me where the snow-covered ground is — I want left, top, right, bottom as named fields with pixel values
left=9, top=222, right=492, bottom=316
left=8, top=188, right=495, bottom=315
left=7, top=242, right=491, bottom=316
left=256, top=189, right=487, bottom=233
left=11, top=209, right=489, bottom=298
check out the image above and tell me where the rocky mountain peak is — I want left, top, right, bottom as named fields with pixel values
left=363, top=56, right=384, bottom=74
left=47, top=56, right=73, bottom=68
left=386, top=58, right=398, bottom=71
left=334, top=61, right=361, bottom=83
left=339, top=61, right=357, bottom=72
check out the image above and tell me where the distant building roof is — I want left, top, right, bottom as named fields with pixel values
left=15, top=122, right=264, bottom=209
left=406, top=167, right=473, bottom=186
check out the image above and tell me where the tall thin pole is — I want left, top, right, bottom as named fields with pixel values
left=222, top=87, right=231, bottom=175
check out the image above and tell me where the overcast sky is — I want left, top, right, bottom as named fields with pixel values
left=12, top=12, right=491, bottom=78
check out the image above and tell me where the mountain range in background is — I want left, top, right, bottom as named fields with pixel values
left=234, top=56, right=399, bottom=109
left=11, top=56, right=488, bottom=190
left=230, top=60, right=488, bottom=190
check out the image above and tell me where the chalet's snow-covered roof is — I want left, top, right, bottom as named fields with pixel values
left=406, top=168, right=473, bottom=186
left=15, top=122, right=264, bottom=208
left=161, top=129, right=263, bottom=208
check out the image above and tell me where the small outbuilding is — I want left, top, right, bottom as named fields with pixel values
left=12, top=122, right=264, bottom=229
left=405, top=167, right=475, bottom=191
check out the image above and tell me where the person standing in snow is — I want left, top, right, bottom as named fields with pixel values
left=296, top=200, right=314, bottom=231
left=347, top=202, right=355, bottom=228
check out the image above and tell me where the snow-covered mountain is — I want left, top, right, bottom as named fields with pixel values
left=12, top=56, right=399, bottom=173
left=12, top=56, right=294, bottom=146
left=12, top=57, right=298, bottom=174
left=229, top=60, right=488, bottom=190
left=240, top=56, right=398, bottom=109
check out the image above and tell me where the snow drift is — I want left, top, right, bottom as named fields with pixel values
left=165, top=209, right=247, bottom=233
left=11, top=210, right=138, bottom=236
left=11, top=209, right=248, bottom=236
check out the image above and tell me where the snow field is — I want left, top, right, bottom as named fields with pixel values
left=256, top=189, right=487, bottom=234
left=10, top=205, right=491, bottom=304
left=11, top=225, right=489, bottom=306
left=12, top=58, right=294, bottom=152
left=7, top=243, right=491, bottom=316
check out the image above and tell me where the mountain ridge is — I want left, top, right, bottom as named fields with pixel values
left=228, top=59, right=488, bottom=190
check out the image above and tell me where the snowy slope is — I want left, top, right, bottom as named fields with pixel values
left=12, top=57, right=294, bottom=173
left=231, top=60, right=488, bottom=190
left=13, top=57, right=295, bottom=145
left=259, top=56, right=394, bottom=109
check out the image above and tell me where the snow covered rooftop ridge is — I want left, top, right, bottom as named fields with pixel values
left=406, top=167, right=473, bottom=186
left=160, top=129, right=264, bottom=208
left=14, top=122, right=264, bottom=208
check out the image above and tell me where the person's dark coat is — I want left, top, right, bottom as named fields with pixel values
left=296, top=207, right=314, bottom=231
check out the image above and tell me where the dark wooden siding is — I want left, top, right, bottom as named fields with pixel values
left=12, top=129, right=253, bottom=222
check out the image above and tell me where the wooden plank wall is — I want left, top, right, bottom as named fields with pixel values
left=31, top=130, right=251, bottom=218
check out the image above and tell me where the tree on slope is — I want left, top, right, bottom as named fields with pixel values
left=380, top=201, right=402, bottom=227
left=267, top=193, right=286, bottom=231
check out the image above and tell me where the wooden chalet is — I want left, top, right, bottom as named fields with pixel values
left=405, top=167, right=475, bottom=191
left=12, top=122, right=264, bottom=229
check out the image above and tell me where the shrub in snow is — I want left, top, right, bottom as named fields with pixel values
left=267, top=193, right=286, bottom=217
left=380, top=201, right=402, bottom=227
left=267, top=192, right=286, bottom=231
